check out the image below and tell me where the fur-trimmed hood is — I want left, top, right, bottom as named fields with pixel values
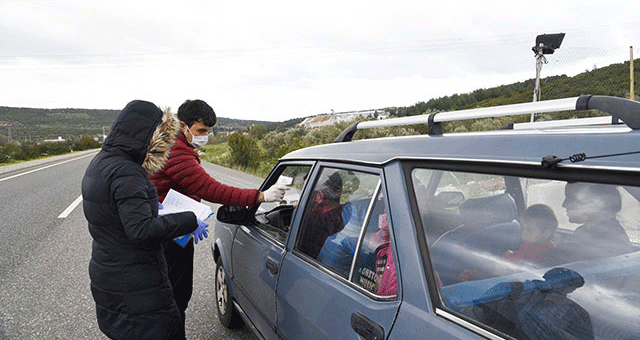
left=142, top=109, right=180, bottom=174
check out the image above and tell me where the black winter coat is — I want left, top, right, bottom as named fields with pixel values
left=82, top=100, right=196, bottom=340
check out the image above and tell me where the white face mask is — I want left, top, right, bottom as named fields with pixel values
left=190, top=134, right=208, bottom=149
left=185, top=127, right=209, bottom=149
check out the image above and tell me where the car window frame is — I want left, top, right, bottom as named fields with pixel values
left=403, top=158, right=640, bottom=338
left=242, top=160, right=316, bottom=248
left=287, top=161, right=398, bottom=300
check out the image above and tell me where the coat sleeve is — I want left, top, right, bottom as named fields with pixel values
left=163, top=150, right=260, bottom=206
left=112, top=173, right=197, bottom=244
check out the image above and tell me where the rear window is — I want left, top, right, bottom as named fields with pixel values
left=413, top=168, right=640, bottom=339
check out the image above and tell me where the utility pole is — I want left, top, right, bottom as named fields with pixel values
left=0, top=122, right=14, bottom=142
left=631, top=46, right=635, bottom=101
left=533, top=53, right=545, bottom=103
left=531, top=33, right=565, bottom=121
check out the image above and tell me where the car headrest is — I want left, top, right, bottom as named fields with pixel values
left=459, top=193, right=517, bottom=228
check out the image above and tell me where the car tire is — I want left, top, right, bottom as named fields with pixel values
left=215, top=256, right=242, bottom=329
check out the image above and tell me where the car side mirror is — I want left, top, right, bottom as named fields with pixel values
left=217, top=205, right=253, bottom=224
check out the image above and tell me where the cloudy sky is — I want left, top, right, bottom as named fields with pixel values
left=1, top=0, right=639, bottom=121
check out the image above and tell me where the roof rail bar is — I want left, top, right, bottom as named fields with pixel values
left=512, top=116, right=620, bottom=130
left=333, top=95, right=640, bottom=142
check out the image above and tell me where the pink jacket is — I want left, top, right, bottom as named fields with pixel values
left=375, top=213, right=398, bottom=296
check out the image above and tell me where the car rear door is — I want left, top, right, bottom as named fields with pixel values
left=276, top=164, right=401, bottom=339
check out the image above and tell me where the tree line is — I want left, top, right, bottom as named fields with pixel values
left=0, top=135, right=101, bottom=165
left=2, top=58, right=637, bottom=169
left=202, top=58, right=640, bottom=177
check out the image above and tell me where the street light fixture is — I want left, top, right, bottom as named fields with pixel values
left=531, top=33, right=565, bottom=121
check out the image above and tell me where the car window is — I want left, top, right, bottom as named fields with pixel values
left=259, top=165, right=311, bottom=212
left=351, top=190, right=397, bottom=296
left=253, top=165, right=311, bottom=244
left=413, top=168, right=640, bottom=339
left=295, top=167, right=394, bottom=293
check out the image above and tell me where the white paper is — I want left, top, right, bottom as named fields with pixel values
left=159, top=189, right=213, bottom=221
left=277, top=175, right=294, bottom=186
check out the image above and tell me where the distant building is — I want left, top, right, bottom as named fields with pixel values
left=43, top=136, right=66, bottom=143
left=299, top=109, right=388, bottom=129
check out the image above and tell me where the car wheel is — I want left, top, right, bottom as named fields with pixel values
left=215, top=257, right=242, bottom=328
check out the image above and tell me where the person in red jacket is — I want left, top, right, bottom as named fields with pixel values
left=150, top=99, right=287, bottom=331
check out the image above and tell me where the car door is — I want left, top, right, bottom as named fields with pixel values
left=230, top=163, right=312, bottom=339
left=276, top=164, right=401, bottom=339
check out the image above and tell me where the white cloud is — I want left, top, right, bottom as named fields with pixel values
left=1, top=0, right=639, bottom=121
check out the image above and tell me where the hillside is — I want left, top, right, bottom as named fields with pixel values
left=1, top=58, right=638, bottom=142
left=0, top=106, right=275, bottom=142
left=394, top=59, right=638, bottom=118
left=263, top=58, right=639, bottom=131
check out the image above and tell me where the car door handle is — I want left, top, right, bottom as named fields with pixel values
left=265, top=256, right=279, bottom=275
left=351, top=311, right=384, bottom=340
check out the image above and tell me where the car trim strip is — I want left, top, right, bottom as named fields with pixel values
left=435, top=308, right=505, bottom=340
left=348, top=179, right=382, bottom=282
left=284, top=155, right=640, bottom=173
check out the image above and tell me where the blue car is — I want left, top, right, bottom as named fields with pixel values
left=212, top=95, right=640, bottom=339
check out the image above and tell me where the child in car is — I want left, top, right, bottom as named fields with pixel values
left=504, top=204, right=558, bottom=264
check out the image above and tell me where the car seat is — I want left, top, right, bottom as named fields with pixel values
left=430, top=193, right=521, bottom=286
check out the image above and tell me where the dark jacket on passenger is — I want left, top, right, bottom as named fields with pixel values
left=82, top=100, right=197, bottom=340
left=555, top=218, right=633, bottom=263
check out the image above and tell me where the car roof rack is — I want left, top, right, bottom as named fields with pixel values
left=334, top=95, right=640, bottom=142
left=511, top=116, right=619, bottom=130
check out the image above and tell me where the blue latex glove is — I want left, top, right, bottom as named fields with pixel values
left=158, top=202, right=164, bottom=210
left=193, top=219, right=209, bottom=244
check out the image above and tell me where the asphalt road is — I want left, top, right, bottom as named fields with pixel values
left=0, top=150, right=259, bottom=340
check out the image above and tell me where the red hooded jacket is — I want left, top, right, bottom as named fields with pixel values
left=150, top=132, right=260, bottom=205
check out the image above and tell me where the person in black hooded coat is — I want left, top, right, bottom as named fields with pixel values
left=82, top=100, right=201, bottom=340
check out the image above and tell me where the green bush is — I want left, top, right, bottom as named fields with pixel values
left=39, top=141, right=71, bottom=156
left=72, top=135, right=101, bottom=151
left=15, top=142, right=40, bottom=160
left=248, top=124, right=268, bottom=140
left=227, top=133, right=263, bottom=169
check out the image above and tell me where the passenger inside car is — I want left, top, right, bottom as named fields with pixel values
left=374, top=212, right=397, bottom=296
left=435, top=180, right=640, bottom=340
left=502, top=204, right=558, bottom=268
left=297, top=172, right=345, bottom=259
left=467, top=267, right=594, bottom=340
left=548, top=182, right=634, bottom=265
left=317, top=198, right=369, bottom=278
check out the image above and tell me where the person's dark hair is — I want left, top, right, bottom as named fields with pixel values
left=319, top=172, right=342, bottom=202
left=521, top=204, right=558, bottom=232
left=177, top=99, right=217, bottom=128
left=568, top=182, right=622, bottom=213
left=589, top=183, right=622, bottom=213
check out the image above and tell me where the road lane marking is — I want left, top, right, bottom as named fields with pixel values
left=58, top=195, right=83, bottom=219
left=0, top=152, right=97, bottom=183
